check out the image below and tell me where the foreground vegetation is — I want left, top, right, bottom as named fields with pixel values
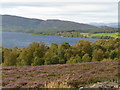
left=2, top=60, right=118, bottom=88
left=2, top=38, right=120, bottom=66
left=2, top=39, right=119, bottom=88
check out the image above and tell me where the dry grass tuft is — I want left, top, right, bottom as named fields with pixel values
left=44, top=81, right=71, bottom=88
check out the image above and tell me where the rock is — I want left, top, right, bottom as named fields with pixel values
left=85, top=81, right=119, bottom=89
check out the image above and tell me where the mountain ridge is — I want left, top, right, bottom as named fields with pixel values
left=1, top=15, right=98, bottom=33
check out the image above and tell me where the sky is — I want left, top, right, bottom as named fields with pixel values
left=0, top=0, right=119, bottom=23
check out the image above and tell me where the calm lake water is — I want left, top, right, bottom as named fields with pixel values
left=1, top=32, right=100, bottom=48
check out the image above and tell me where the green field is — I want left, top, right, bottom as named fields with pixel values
left=80, top=33, right=119, bottom=38
left=92, top=33, right=119, bottom=37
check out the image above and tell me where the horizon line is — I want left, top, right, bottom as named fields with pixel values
left=1, top=14, right=117, bottom=24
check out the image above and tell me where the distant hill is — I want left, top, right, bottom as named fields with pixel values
left=1, top=15, right=98, bottom=33
left=89, top=23, right=118, bottom=28
left=2, top=15, right=44, bottom=33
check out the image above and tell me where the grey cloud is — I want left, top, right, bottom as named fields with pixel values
left=1, top=1, right=117, bottom=23
left=1, top=2, right=116, bottom=8
left=29, top=10, right=117, bottom=18
left=35, top=10, right=116, bottom=16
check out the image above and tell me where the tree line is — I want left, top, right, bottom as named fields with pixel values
left=36, top=32, right=118, bottom=39
left=2, top=38, right=120, bottom=66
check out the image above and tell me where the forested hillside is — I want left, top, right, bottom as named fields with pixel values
left=1, top=15, right=98, bottom=33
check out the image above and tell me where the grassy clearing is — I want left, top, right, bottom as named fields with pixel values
left=80, top=33, right=119, bottom=38
left=92, top=33, right=119, bottom=36
left=2, top=60, right=118, bottom=88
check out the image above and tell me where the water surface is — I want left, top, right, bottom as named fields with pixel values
left=2, top=32, right=100, bottom=48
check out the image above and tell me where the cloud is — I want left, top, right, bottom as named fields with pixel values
left=0, top=0, right=119, bottom=23
left=1, top=0, right=119, bottom=8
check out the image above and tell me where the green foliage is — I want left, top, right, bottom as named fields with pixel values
left=67, top=56, right=81, bottom=64
left=78, top=40, right=92, bottom=55
left=92, top=49, right=104, bottom=61
left=2, top=38, right=120, bottom=66
left=82, top=54, right=91, bottom=62
left=3, top=50, right=18, bottom=66
left=44, top=55, right=59, bottom=65
left=0, top=48, right=2, bottom=64
left=32, top=57, right=44, bottom=65
left=17, top=49, right=32, bottom=65
left=110, top=50, right=117, bottom=59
